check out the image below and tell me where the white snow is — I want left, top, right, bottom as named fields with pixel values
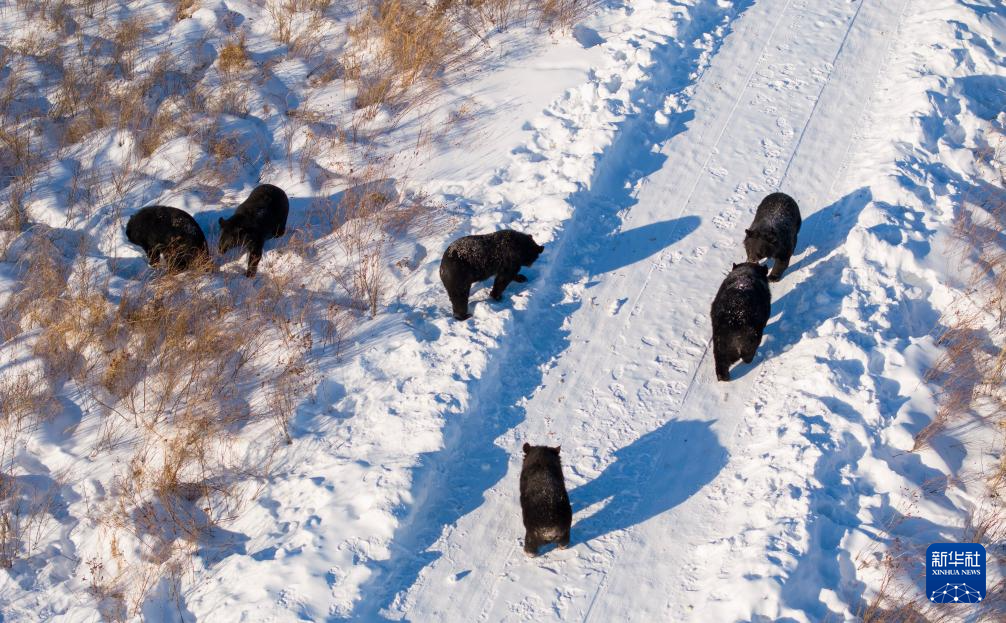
left=1, top=0, right=1005, bottom=620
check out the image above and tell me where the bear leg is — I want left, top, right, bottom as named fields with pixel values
left=557, top=529, right=570, bottom=550
left=741, top=331, right=762, bottom=364
left=246, top=241, right=264, bottom=277
left=523, top=532, right=542, bottom=557
left=769, top=253, right=791, bottom=282
left=713, top=344, right=731, bottom=382
left=490, top=268, right=518, bottom=301
left=445, top=282, right=472, bottom=320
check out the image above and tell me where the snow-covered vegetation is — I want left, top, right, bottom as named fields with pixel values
left=0, top=0, right=1003, bottom=621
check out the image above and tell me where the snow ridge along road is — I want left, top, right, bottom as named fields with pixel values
left=372, top=0, right=914, bottom=621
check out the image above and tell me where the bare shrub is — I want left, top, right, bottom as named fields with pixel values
left=218, top=33, right=249, bottom=74
left=346, top=0, right=471, bottom=115
left=108, top=16, right=150, bottom=78
left=0, top=370, right=61, bottom=568
left=534, top=0, right=598, bottom=30
left=916, top=131, right=1006, bottom=449
left=864, top=128, right=1006, bottom=621
left=0, top=0, right=532, bottom=612
left=174, top=0, right=199, bottom=20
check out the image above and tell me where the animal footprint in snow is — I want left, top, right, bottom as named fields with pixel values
left=708, top=165, right=728, bottom=179
left=713, top=211, right=736, bottom=230
left=686, top=246, right=708, bottom=263
left=761, top=138, right=783, bottom=158
left=776, top=116, right=795, bottom=137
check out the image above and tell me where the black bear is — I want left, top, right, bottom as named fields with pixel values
left=126, top=205, right=209, bottom=272
left=439, top=229, right=544, bottom=320
left=710, top=262, right=771, bottom=382
left=218, top=184, right=290, bottom=277
left=743, top=192, right=801, bottom=281
left=520, top=443, right=572, bottom=557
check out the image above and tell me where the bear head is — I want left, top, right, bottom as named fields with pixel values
left=218, top=217, right=247, bottom=254
left=732, top=261, right=769, bottom=279
left=522, top=442, right=561, bottom=460
left=743, top=228, right=778, bottom=261
left=517, top=234, right=545, bottom=268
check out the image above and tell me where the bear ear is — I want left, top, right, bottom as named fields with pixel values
left=758, top=264, right=769, bottom=276
left=218, top=217, right=226, bottom=227
left=745, top=228, right=753, bottom=237
left=522, top=442, right=531, bottom=454
left=537, top=244, right=545, bottom=253
left=553, top=445, right=561, bottom=454
left=732, top=262, right=740, bottom=270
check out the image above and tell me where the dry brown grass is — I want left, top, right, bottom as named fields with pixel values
left=346, top=0, right=468, bottom=114
left=0, top=0, right=579, bottom=611
left=915, top=131, right=1006, bottom=453
left=108, top=15, right=149, bottom=78
left=437, top=0, right=596, bottom=34
left=174, top=0, right=199, bottom=20
left=340, top=0, right=599, bottom=136
left=0, top=228, right=335, bottom=611
left=0, top=369, right=61, bottom=569
left=218, top=33, right=249, bottom=74
left=858, top=554, right=1006, bottom=622
left=858, top=128, right=1006, bottom=622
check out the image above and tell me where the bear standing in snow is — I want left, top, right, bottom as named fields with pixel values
left=126, top=205, right=209, bottom=272
left=711, top=262, right=771, bottom=382
left=439, top=229, right=544, bottom=320
left=743, top=192, right=801, bottom=281
left=218, top=184, right=289, bottom=277
left=520, top=443, right=572, bottom=557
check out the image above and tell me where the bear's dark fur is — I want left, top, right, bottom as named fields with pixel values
left=711, top=262, right=771, bottom=382
left=218, top=184, right=290, bottom=277
left=126, top=206, right=209, bottom=272
left=743, top=192, right=802, bottom=281
left=520, top=443, right=572, bottom=557
left=439, top=229, right=544, bottom=320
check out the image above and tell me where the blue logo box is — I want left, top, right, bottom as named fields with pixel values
left=926, top=543, right=986, bottom=603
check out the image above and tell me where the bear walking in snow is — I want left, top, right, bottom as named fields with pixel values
left=439, top=229, right=544, bottom=320
left=218, top=184, right=290, bottom=277
left=711, top=262, right=771, bottom=382
left=743, top=192, right=801, bottom=281
left=126, top=205, right=209, bottom=272
left=520, top=443, right=572, bottom=557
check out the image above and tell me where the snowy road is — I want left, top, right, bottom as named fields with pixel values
left=3, top=0, right=1002, bottom=619
left=366, top=0, right=911, bottom=620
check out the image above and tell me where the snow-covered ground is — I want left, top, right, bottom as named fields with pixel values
left=1, top=0, right=1005, bottom=620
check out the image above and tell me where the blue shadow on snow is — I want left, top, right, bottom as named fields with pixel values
left=570, top=419, right=727, bottom=543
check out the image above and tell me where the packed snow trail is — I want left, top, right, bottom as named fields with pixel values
left=365, top=0, right=912, bottom=620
